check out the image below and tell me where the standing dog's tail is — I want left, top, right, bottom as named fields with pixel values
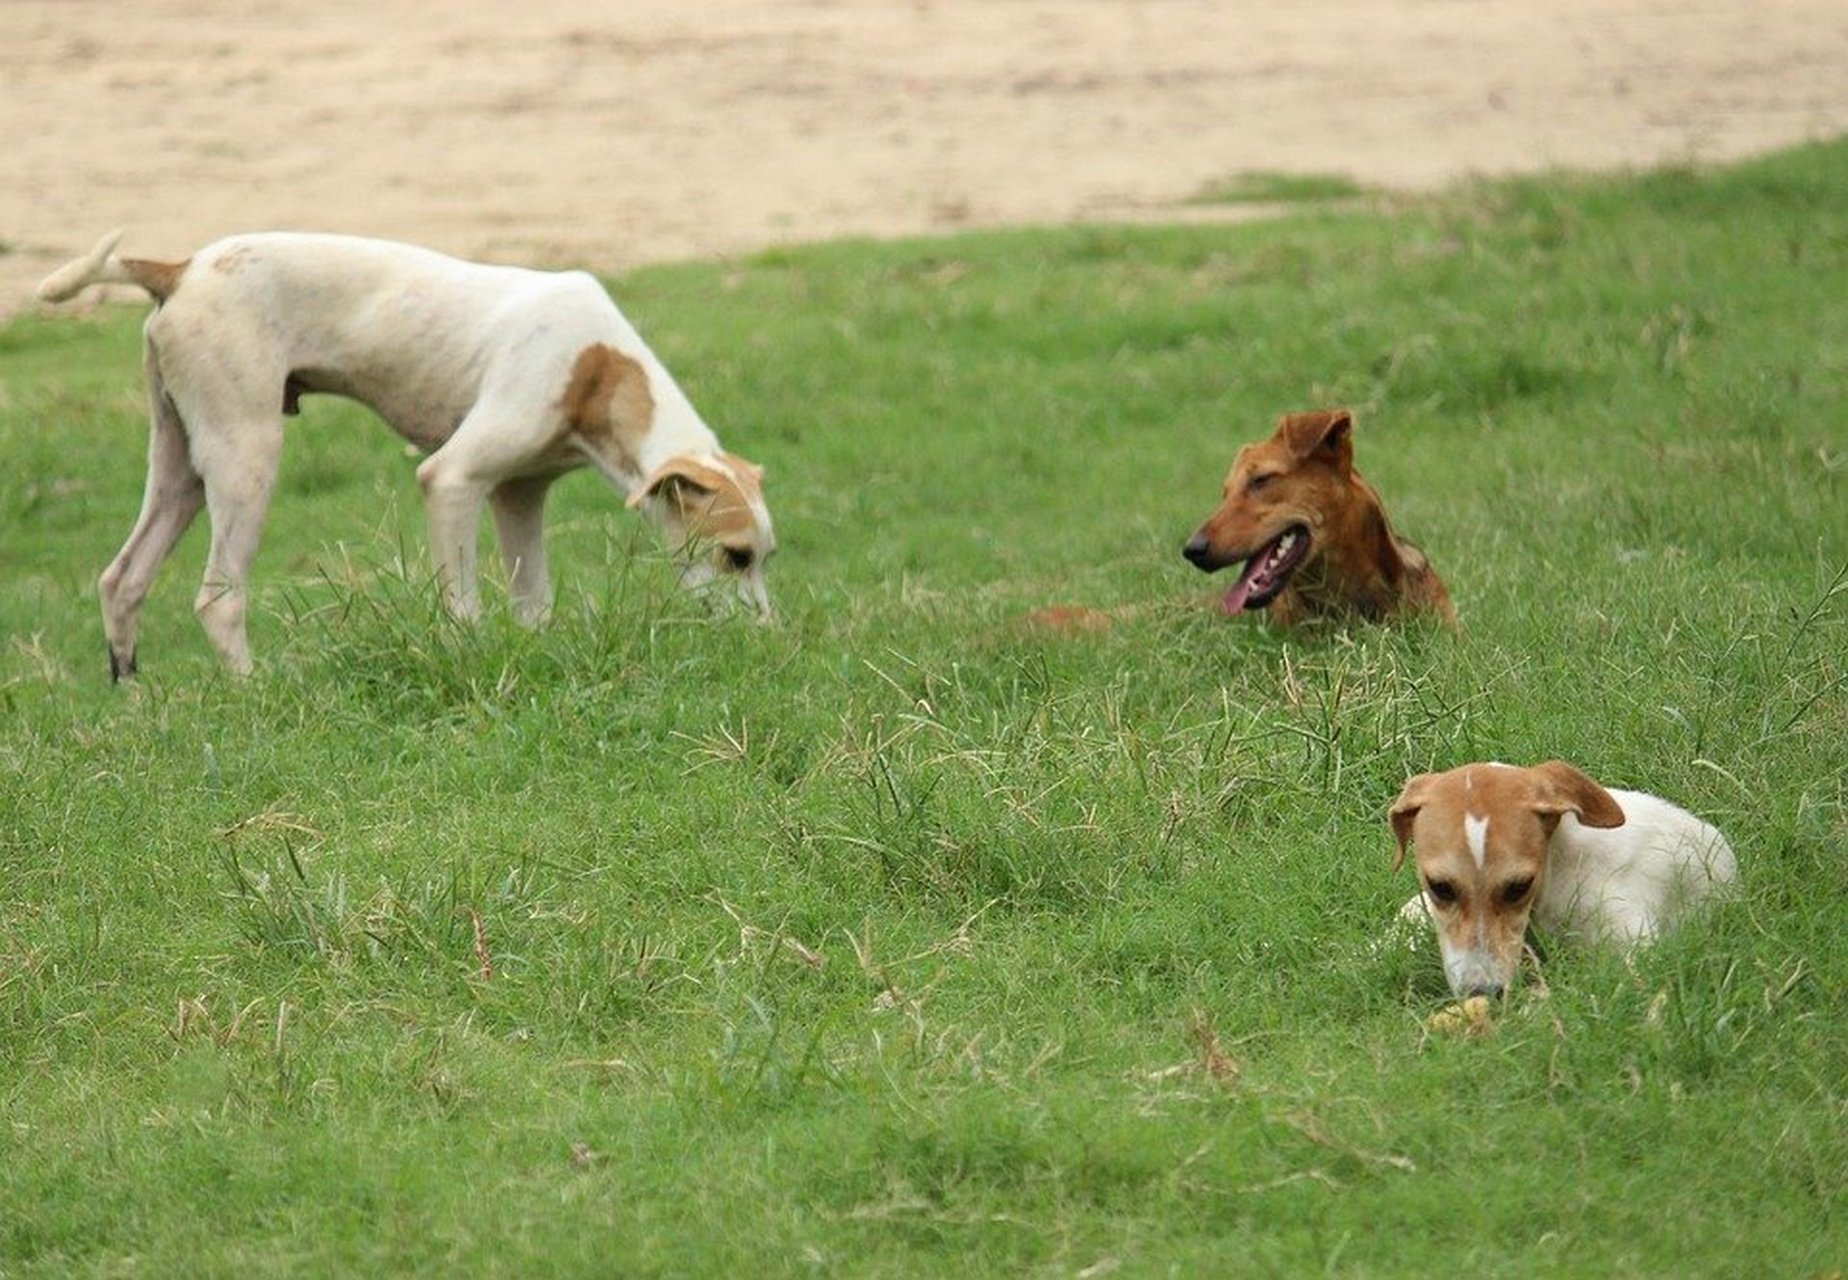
left=36, top=230, right=127, bottom=302
left=37, top=229, right=188, bottom=304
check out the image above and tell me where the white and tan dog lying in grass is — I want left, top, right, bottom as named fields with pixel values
left=38, top=230, right=776, bottom=678
left=1388, top=761, right=1736, bottom=998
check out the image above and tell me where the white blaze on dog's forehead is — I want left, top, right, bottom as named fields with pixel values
left=1465, top=813, right=1490, bottom=870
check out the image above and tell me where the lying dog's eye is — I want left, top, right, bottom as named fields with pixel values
left=1500, top=878, right=1534, bottom=905
left=1246, top=473, right=1278, bottom=494
left=722, top=547, right=754, bottom=571
left=1426, top=879, right=1458, bottom=906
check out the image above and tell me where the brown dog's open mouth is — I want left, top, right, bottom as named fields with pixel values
left=1221, top=524, right=1310, bottom=613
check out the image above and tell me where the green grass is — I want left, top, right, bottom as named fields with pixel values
left=2, top=141, right=1846, bottom=1276
left=1186, top=169, right=1369, bottom=206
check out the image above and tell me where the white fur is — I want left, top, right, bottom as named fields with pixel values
left=1534, top=787, right=1737, bottom=946
left=35, top=228, right=124, bottom=302
left=1464, top=813, right=1490, bottom=870
left=37, top=230, right=775, bottom=676
left=1397, top=784, right=1736, bottom=996
left=1440, top=930, right=1501, bottom=1000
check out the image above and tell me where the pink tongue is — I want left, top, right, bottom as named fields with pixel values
left=1220, top=559, right=1265, bottom=614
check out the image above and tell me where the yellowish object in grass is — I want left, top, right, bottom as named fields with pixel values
left=1424, top=995, right=1494, bottom=1037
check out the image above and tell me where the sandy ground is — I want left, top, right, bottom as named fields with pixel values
left=7, top=1, right=1847, bottom=313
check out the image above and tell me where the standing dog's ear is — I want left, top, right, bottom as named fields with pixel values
left=1278, top=408, right=1354, bottom=469
left=1527, top=760, right=1627, bottom=831
left=627, top=458, right=721, bottom=510
left=721, top=452, right=765, bottom=485
left=1387, top=772, right=1437, bottom=871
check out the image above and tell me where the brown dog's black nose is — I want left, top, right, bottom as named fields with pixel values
left=1182, top=533, right=1213, bottom=568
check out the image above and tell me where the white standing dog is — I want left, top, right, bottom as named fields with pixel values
left=1388, top=760, right=1737, bottom=997
left=37, top=230, right=776, bottom=678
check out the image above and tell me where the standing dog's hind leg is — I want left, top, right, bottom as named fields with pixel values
left=99, top=366, right=205, bottom=680
left=191, top=419, right=284, bottom=676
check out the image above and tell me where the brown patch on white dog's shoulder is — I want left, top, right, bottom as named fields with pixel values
left=120, top=257, right=189, bottom=302
left=559, top=343, right=654, bottom=473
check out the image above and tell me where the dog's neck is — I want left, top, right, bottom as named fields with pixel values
left=632, top=361, right=724, bottom=482
left=1285, top=478, right=1408, bottom=620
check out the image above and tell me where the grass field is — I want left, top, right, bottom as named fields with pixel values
left=1, top=141, right=1845, bottom=1276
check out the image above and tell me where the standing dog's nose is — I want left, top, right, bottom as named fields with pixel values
left=1182, top=533, right=1213, bottom=567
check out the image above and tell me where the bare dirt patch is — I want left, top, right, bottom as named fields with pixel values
left=7, top=1, right=1846, bottom=311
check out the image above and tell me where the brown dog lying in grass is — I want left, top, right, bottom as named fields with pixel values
left=1181, top=408, right=1454, bottom=627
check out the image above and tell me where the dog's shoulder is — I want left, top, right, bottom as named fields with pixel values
left=1394, top=533, right=1432, bottom=574
left=1390, top=532, right=1456, bottom=623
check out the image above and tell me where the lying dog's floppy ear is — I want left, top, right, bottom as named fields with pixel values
left=1387, top=772, right=1436, bottom=871
left=1278, top=408, right=1354, bottom=468
left=1527, top=760, right=1627, bottom=831
left=627, top=458, right=720, bottom=510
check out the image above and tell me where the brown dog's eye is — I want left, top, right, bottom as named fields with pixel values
left=1426, top=879, right=1458, bottom=906
left=1501, top=878, right=1534, bottom=905
left=1246, top=473, right=1278, bottom=494
left=723, top=547, right=754, bottom=571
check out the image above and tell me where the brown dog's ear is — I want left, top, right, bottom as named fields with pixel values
left=1278, top=409, right=1354, bottom=468
left=627, top=457, right=721, bottom=510
left=1527, top=760, right=1627, bottom=830
left=1387, top=772, right=1436, bottom=871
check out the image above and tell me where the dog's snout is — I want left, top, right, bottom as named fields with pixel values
left=1182, top=533, right=1213, bottom=567
left=1442, top=943, right=1513, bottom=1001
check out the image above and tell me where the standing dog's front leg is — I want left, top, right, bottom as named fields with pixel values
left=489, top=475, right=555, bottom=625
left=421, top=403, right=565, bottom=622
left=416, top=451, right=490, bottom=621
left=410, top=421, right=513, bottom=620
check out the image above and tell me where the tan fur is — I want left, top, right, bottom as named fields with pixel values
left=120, top=257, right=189, bottom=301
left=558, top=343, right=654, bottom=474
left=628, top=453, right=764, bottom=557
left=1389, top=761, right=1628, bottom=995
left=1390, top=762, right=1623, bottom=873
left=1184, top=408, right=1454, bottom=626
left=1016, top=604, right=1125, bottom=634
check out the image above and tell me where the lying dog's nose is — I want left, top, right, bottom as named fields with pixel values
left=1182, top=533, right=1213, bottom=567
left=1464, top=981, right=1506, bottom=1000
